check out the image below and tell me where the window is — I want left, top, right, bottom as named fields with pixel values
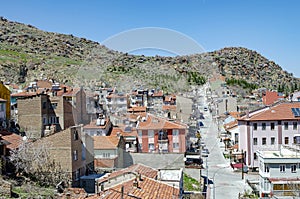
left=148, top=143, right=154, bottom=152
left=271, top=137, right=275, bottom=145
left=75, top=169, right=80, bottom=180
left=262, top=123, right=266, bottom=130
left=291, top=164, right=297, bottom=173
left=55, top=117, right=59, bottom=124
left=284, top=122, right=288, bottom=130
left=173, top=142, right=179, bottom=149
left=253, top=123, right=257, bottom=131
left=73, top=130, right=79, bottom=140
left=262, top=137, right=267, bottom=145
left=148, top=130, right=154, bottom=138
left=73, top=150, right=78, bottom=161
left=82, top=144, right=86, bottom=160
left=103, top=153, right=110, bottom=158
left=285, top=137, right=289, bottom=144
left=172, top=129, right=179, bottom=136
left=253, top=138, right=258, bottom=145
left=43, top=117, right=47, bottom=125
left=293, top=122, right=297, bottom=130
left=271, top=123, right=275, bottom=130
left=280, top=165, right=286, bottom=172
left=0, top=104, right=4, bottom=111
left=42, top=101, right=47, bottom=109
left=264, top=164, right=269, bottom=173
left=254, top=152, right=257, bottom=160
left=50, top=103, right=58, bottom=109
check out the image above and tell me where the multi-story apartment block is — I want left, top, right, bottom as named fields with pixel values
left=106, top=92, right=128, bottom=114
left=238, top=102, right=300, bottom=170
left=257, top=145, right=300, bottom=198
left=137, top=114, right=187, bottom=153
left=14, top=85, right=88, bottom=139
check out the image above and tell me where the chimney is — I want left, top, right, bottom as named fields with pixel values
left=133, top=178, right=139, bottom=188
left=63, top=87, right=67, bottom=93
left=121, top=186, right=124, bottom=199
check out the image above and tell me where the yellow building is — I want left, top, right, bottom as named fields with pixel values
left=0, top=82, right=11, bottom=120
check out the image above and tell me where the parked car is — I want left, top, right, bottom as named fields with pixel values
left=185, top=158, right=203, bottom=166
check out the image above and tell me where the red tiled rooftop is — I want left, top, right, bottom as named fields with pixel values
left=162, top=105, right=176, bottom=111
left=138, top=114, right=187, bottom=130
left=111, top=126, right=138, bottom=138
left=95, top=176, right=179, bottom=199
left=127, top=106, right=146, bottom=113
left=239, top=102, right=300, bottom=121
left=97, top=163, right=158, bottom=184
left=93, top=136, right=120, bottom=150
left=0, top=132, right=23, bottom=150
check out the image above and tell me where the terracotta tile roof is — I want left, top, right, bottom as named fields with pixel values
left=228, top=112, right=241, bottom=119
left=0, top=98, right=7, bottom=102
left=127, top=106, right=147, bottom=113
left=97, top=163, right=158, bottom=184
left=93, top=136, right=120, bottom=149
left=162, top=105, right=176, bottom=111
left=11, top=92, right=37, bottom=97
left=95, top=176, right=179, bottom=199
left=268, top=177, right=300, bottom=182
left=138, top=114, right=187, bottom=130
left=111, top=126, right=138, bottom=138
left=57, top=188, right=87, bottom=199
left=239, top=102, right=300, bottom=121
left=224, top=120, right=238, bottom=130
left=164, top=94, right=176, bottom=102
left=83, top=118, right=110, bottom=129
left=0, top=132, right=23, bottom=150
left=151, top=90, right=164, bottom=97
left=62, top=88, right=81, bottom=97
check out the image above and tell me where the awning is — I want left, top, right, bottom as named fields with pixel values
left=230, top=163, right=243, bottom=169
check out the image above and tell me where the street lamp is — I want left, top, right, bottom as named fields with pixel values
left=212, top=166, right=229, bottom=199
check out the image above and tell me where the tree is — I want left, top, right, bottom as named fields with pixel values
left=9, top=140, right=68, bottom=187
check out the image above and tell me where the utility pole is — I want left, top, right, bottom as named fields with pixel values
left=242, top=149, right=244, bottom=180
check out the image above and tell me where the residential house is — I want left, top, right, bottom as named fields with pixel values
left=94, top=176, right=180, bottom=199
left=32, top=126, right=94, bottom=187
left=137, top=114, right=187, bottom=153
left=14, top=85, right=89, bottom=139
left=94, top=163, right=182, bottom=198
left=106, top=92, right=128, bottom=114
left=93, top=135, right=125, bottom=170
left=0, top=82, right=10, bottom=121
left=257, top=145, right=300, bottom=198
left=262, top=90, right=285, bottom=106
left=291, top=91, right=300, bottom=102
left=176, top=95, right=193, bottom=123
left=0, top=130, right=23, bottom=174
left=238, top=102, right=300, bottom=170
left=147, top=89, right=164, bottom=112
left=83, top=114, right=112, bottom=136
left=129, top=89, right=148, bottom=107
left=111, top=125, right=138, bottom=153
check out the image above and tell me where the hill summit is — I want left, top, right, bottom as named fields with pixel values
left=0, top=17, right=298, bottom=93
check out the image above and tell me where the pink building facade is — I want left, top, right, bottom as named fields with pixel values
left=238, top=102, right=300, bottom=169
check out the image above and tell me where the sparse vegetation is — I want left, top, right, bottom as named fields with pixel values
left=183, top=173, right=201, bottom=191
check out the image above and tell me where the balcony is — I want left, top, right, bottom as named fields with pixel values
left=158, top=131, right=168, bottom=142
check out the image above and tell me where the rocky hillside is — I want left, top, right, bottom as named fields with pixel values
left=0, top=17, right=299, bottom=93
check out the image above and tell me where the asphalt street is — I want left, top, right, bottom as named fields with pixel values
left=184, top=87, right=256, bottom=199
